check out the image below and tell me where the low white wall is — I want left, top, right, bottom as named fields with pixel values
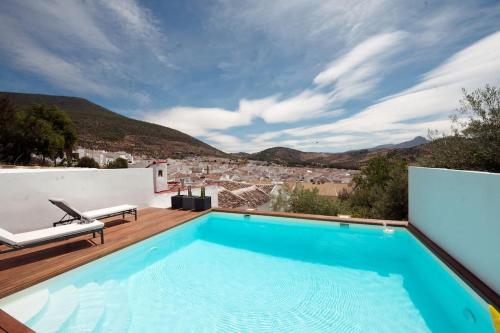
left=0, top=168, right=154, bottom=233
left=409, top=167, right=500, bottom=294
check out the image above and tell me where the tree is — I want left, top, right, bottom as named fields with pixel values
left=347, top=156, right=408, bottom=220
left=107, top=157, right=128, bottom=169
left=286, top=184, right=340, bottom=216
left=36, top=104, right=77, bottom=160
left=0, top=96, right=20, bottom=163
left=422, top=85, right=500, bottom=172
left=0, top=98, right=77, bottom=165
left=77, top=156, right=100, bottom=168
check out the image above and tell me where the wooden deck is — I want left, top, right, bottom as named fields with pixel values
left=0, top=208, right=205, bottom=299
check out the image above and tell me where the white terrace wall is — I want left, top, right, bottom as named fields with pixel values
left=0, top=168, right=154, bottom=233
left=409, top=166, right=500, bottom=294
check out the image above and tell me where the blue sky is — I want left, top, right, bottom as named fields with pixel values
left=1, top=0, right=500, bottom=153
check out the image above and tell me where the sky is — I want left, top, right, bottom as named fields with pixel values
left=1, top=0, right=500, bottom=153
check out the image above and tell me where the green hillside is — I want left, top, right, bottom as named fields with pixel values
left=1, top=92, right=226, bottom=158
left=249, top=142, right=426, bottom=169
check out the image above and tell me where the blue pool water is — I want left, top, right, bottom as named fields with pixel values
left=0, top=213, right=494, bottom=332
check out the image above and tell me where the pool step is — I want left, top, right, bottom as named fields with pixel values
left=59, top=282, right=106, bottom=333
left=30, top=285, right=78, bottom=333
left=97, top=280, right=132, bottom=333
left=0, top=288, right=49, bottom=323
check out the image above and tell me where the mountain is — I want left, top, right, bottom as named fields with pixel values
left=249, top=147, right=384, bottom=169
left=1, top=91, right=429, bottom=165
left=1, top=92, right=226, bottom=158
left=248, top=137, right=428, bottom=169
left=370, top=136, right=428, bottom=150
left=248, top=147, right=315, bottom=164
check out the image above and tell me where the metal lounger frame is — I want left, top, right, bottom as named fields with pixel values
left=53, top=208, right=137, bottom=227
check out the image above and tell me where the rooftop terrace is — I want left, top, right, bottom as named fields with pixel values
left=0, top=167, right=498, bottom=331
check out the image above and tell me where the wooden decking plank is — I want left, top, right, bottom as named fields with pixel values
left=0, top=310, right=34, bottom=333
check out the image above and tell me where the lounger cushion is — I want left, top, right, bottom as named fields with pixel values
left=0, top=228, right=18, bottom=246
left=11, top=221, right=104, bottom=246
left=82, top=205, right=137, bottom=220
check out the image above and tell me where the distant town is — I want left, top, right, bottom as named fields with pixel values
left=76, top=147, right=357, bottom=211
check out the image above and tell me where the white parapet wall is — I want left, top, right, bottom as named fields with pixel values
left=409, top=166, right=500, bottom=294
left=0, top=168, right=154, bottom=233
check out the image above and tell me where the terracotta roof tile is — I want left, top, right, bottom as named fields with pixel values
left=238, top=188, right=270, bottom=208
left=217, top=189, right=247, bottom=209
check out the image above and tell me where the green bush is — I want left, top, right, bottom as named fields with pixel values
left=272, top=158, right=407, bottom=220
left=347, top=157, right=408, bottom=220
left=272, top=184, right=339, bottom=215
left=107, top=157, right=128, bottom=169
left=77, top=156, right=99, bottom=168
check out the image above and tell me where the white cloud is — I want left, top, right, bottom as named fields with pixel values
left=213, top=0, right=404, bottom=49
left=265, top=30, right=500, bottom=147
left=0, top=0, right=167, bottom=102
left=0, top=16, right=117, bottom=96
left=10, top=0, right=119, bottom=54
left=203, top=133, right=249, bottom=153
left=314, top=32, right=407, bottom=86
left=343, top=30, right=500, bottom=131
left=144, top=106, right=253, bottom=136
left=144, top=30, right=408, bottom=144
left=144, top=89, right=336, bottom=136
left=145, top=28, right=500, bottom=152
left=98, top=0, right=168, bottom=64
left=259, top=90, right=331, bottom=123
left=143, top=28, right=455, bottom=151
left=313, top=31, right=408, bottom=102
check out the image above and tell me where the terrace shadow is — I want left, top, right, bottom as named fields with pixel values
left=0, top=240, right=95, bottom=271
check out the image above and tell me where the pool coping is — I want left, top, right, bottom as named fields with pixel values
left=211, top=207, right=408, bottom=227
left=408, top=223, right=500, bottom=310
left=0, top=208, right=498, bottom=331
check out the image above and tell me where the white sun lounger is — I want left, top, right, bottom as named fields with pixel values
left=49, top=199, right=138, bottom=226
left=0, top=221, right=105, bottom=253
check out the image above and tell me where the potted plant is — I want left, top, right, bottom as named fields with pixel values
left=182, top=186, right=196, bottom=210
left=171, top=187, right=184, bottom=209
left=194, top=186, right=212, bottom=211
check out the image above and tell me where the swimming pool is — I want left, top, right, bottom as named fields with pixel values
left=0, top=212, right=494, bottom=332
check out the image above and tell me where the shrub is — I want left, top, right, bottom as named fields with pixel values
left=287, top=184, right=340, bottom=216
left=107, top=157, right=128, bottom=169
left=77, top=156, right=99, bottom=168
left=347, top=156, right=408, bottom=220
